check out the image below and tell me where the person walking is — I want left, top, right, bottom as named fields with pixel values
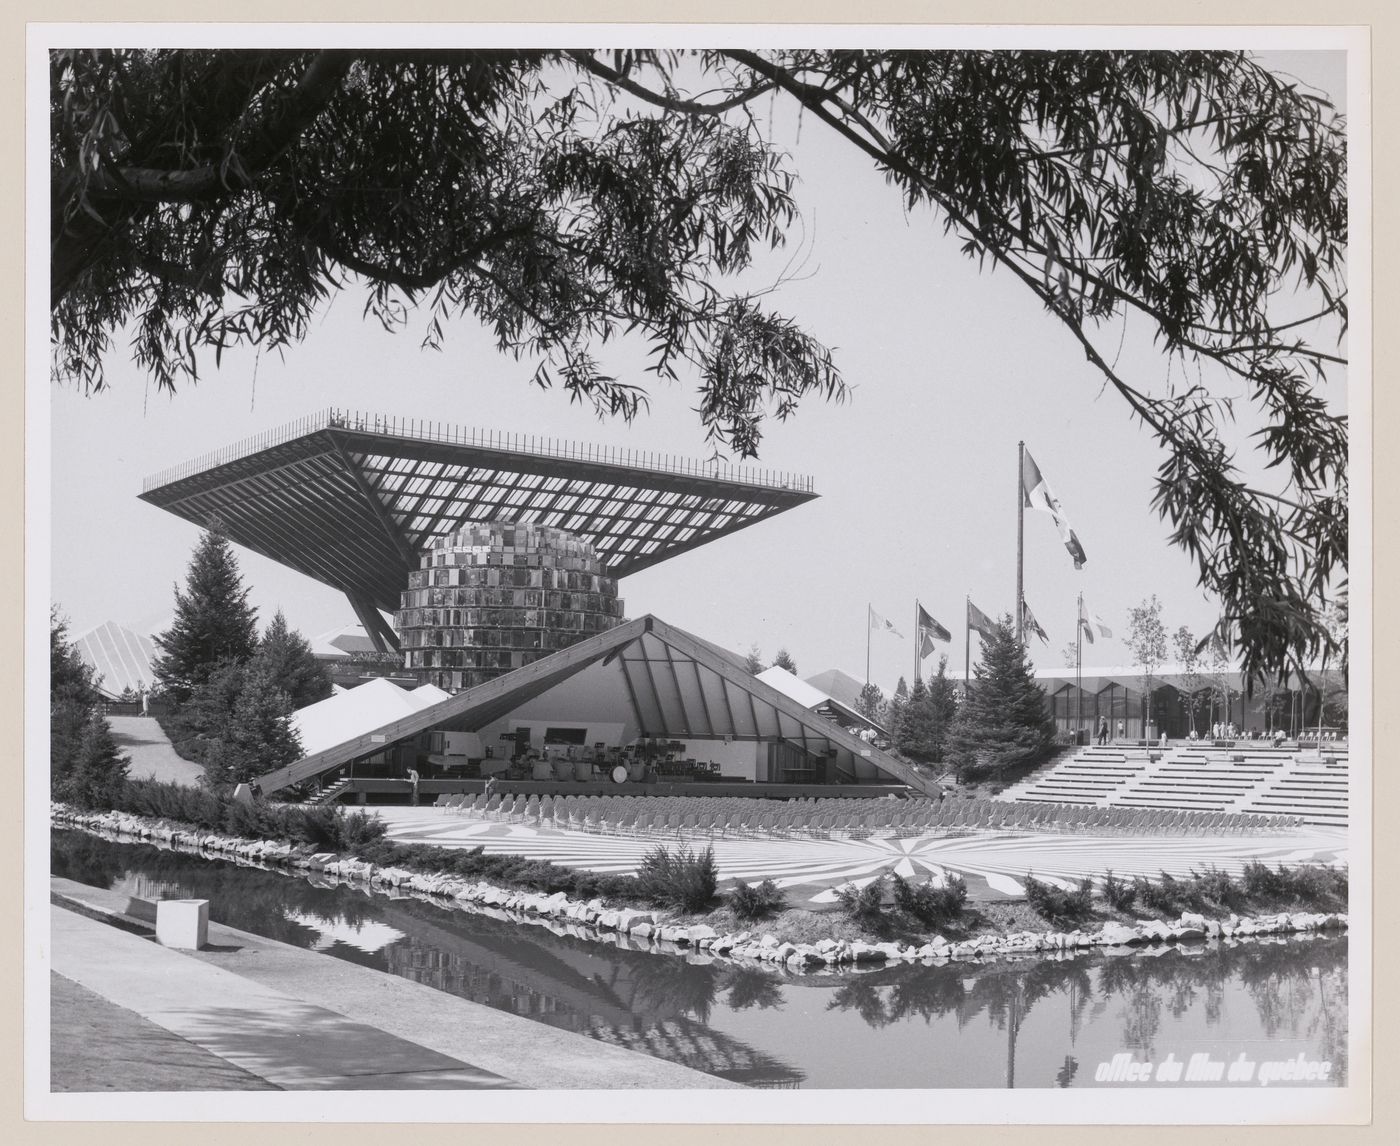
left=1116, top=719, right=1125, bottom=742
left=1097, top=716, right=1109, bottom=746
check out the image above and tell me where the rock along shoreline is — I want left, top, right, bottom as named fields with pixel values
left=51, top=804, right=1349, bottom=975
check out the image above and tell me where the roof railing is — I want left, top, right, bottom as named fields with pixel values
left=142, top=407, right=816, bottom=495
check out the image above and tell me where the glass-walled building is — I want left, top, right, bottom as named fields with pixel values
left=397, top=522, right=624, bottom=691
left=1036, top=665, right=1347, bottom=741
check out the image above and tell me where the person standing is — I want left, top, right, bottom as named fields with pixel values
left=1097, top=716, right=1109, bottom=746
left=1116, top=719, right=1125, bottom=742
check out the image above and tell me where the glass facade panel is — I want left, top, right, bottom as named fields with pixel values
left=396, top=520, right=623, bottom=691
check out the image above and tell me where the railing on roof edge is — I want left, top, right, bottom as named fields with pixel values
left=141, top=407, right=816, bottom=496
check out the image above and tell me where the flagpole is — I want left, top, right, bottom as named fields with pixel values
left=965, top=595, right=971, bottom=689
left=914, top=598, right=920, bottom=684
left=866, top=604, right=871, bottom=686
left=1076, top=591, right=1083, bottom=742
left=1016, top=440, right=1025, bottom=646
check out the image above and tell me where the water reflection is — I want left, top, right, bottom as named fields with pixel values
left=52, top=830, right=1346, bottom=1089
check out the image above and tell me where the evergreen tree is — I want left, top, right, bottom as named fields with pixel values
left=59, top=712, right=131, bottom=809
left=926, top=658, right=960, bottom=761
left=202, top=662, right=302, bottom=789
left=51, top=607, right=100, bottom=706
left=946, top=617, right=1055, bottom=780
left=253, top=609, right=332, bottom=709
left=50, top=607, right=102, bottom=797
left=152, top=529, right=259, bottom=706
left=174, top=660, right=249, bottom=752
left=855, top=682, right=886, bottom=726
left=743, top=646, right=765, bottom=675
left=895, top=658, right=960, bottom=764
left=886, top=676, right=910, bottom=737
left=895, top=677, right=935, bottom=761
left=770, top=648, right=798, bottom=675
left=896, top=657, right=963, bottom=766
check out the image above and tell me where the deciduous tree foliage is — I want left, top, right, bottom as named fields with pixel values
left=1126, top=595, right=1168, bottom=734
left=1172, top=624, right=1208, bottom=736
left=52, top=48, right=1347, bottom=682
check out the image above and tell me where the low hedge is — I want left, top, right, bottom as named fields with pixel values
left=96, top=778, right=647, bottom=905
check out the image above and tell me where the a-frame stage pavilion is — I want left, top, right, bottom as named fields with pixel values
left=255, top=615, right=935, bottom=797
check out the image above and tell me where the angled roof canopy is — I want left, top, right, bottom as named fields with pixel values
left=140, top=409, right=819, bottom=615
left=255, top=614, right=935, bottom=797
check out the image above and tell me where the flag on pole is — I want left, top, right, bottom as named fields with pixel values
left=869, top=605, right=905, bottom=639
left=1021, top=599, right=1050, bottom=645
left=1078, top=596, right=1113, bottom=643
left=967, top=600, right=998, bottom=640
left=1021, top=449, right=1088, bottom=569
left=917, top=604, right=951, bottom=659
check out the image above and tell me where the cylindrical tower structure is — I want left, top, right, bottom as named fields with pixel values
left=397, top=521, right=624, bottom=691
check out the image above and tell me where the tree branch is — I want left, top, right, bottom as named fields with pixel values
left=566, top=51, right=776, bottom=116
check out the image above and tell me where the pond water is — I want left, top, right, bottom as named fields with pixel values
left=52, top=829, right=1348, bottom=1090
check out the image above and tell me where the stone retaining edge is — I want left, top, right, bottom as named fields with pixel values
left=52, top=804, right=1349, bottom=976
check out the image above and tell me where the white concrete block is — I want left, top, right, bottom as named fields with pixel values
left=155, top=899, right=209, bottom=950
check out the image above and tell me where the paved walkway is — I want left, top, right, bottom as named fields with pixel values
left=374, top=807, right=1349, bottom=906
left=51, top=905, right=517, bottom=1090
left=51, top=972, right=276, bottom=1092
left=107, top=715, right=203, bottom=786
left=50, top=880, right=739, bottom=1092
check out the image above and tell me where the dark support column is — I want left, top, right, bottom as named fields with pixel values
left=348, top=592, right=402, bottom=655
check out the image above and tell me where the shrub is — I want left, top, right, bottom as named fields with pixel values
left=729, top=879, right=788, bottom=921
left=891, top=873, right=967, bottom=928
left=1136, top=871, right=1186, bottom=915
left=1024, top=873, right=1094, bottom=924
left=634, top=844, right=719, bottom=913
left=289, top=804, right=343, bottom=850
left=119, top=778, right=225, bottom=829
left=334, top=809, right=388, bottom=852
left=836, top=876, right=888, bottom=932
left=1101, top=870, right=1137, bottom=912
left=1288, top=863, right=1347, bottom=907
left=1241, top=859, right=1286, bottom=900
left=1188, top=866, right=1247, bottom=912
left=221, top=797, right=270, bottom=840
left=1241, top=861, right=1347, bottom=909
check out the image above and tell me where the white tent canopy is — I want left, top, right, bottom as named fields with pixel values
left=291, top=678, right=449, bottom=758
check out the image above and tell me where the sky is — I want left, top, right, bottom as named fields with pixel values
left=44, top=44, right=1349, bottom=696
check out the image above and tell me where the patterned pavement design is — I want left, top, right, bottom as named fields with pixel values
left=373, top=807, right=1348, bottom=905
